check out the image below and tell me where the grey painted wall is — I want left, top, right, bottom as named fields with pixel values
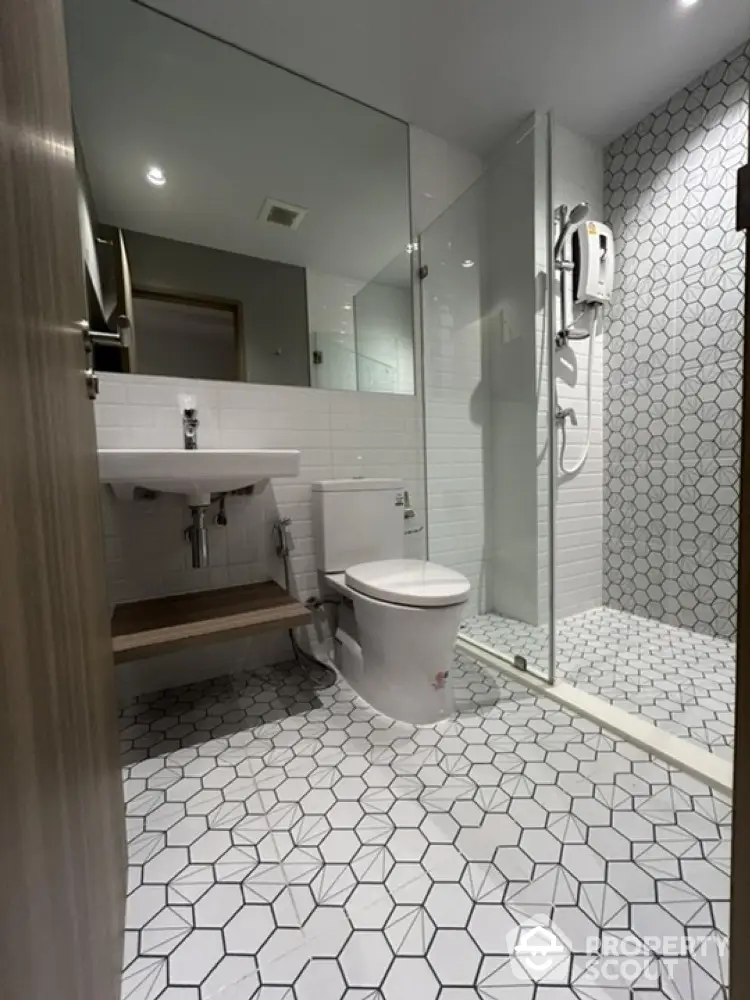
left=603, top=40, right=748, bottom=639
left=124, top=230, right=311, bottom=387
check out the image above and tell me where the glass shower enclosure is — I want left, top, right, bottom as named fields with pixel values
left=420, top=90, right=744, bottom=770
left=419, top=112, right=558, bottom=684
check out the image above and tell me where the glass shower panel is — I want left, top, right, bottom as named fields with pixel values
left=420, top=113, right=556, bottom=683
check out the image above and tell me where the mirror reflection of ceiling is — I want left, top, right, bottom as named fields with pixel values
left=141, top=0, right=750, bottom=152
left=64, top=0, right=410, bottom=284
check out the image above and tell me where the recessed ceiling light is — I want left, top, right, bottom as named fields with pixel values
left=146, top=165, right=166, bottom=186
left=343, top=304, right=352, bottom=311
left=462, top=259, right=475, bottom=268
left=679, top=0, right=700, bottom=7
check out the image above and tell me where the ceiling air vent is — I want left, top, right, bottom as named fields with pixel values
left=258, top=197, right=307, bottom=230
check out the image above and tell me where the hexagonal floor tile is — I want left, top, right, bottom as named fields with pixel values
left=428, top=930, right=482, bottom=985
left=382, top=957, right=439, bottom=1000
left=340, top=931, right=393, bottom=988
left=119, top=643, right=733, bottom=1000
left=224, top=905, right=275, bottom=955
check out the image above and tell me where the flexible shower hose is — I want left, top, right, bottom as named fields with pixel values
left=559, top=304, right=602, bottom=477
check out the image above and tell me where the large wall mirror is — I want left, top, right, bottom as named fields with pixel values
left=64, top=0, right=415, bottom=394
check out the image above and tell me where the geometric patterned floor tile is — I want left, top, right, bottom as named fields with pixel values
left=120, top=654, right=730, bottom=999
left=460, top=606, right=735, bottom=760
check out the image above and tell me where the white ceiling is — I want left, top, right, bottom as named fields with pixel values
left=65, top=0, right=411, bottom=283
left=143, top=0, right=750, bottom=153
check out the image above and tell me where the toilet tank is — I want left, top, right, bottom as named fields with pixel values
left=312, top=479, right=405, bottom=572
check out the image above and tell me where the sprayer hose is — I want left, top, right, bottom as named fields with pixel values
left=559, top=305, right=601, bottom=477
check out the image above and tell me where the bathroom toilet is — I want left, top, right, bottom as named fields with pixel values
left=312, top=479, right=470, bottom=724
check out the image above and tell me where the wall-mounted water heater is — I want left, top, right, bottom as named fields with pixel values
left=572, top=220, right=614, bottom=304
left=554, top=205, right=616, bottom=477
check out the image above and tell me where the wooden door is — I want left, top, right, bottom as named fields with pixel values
left=0, top=0, right=126, bottom=997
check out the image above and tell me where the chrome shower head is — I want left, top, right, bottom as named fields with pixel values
left=555, top=201, right=590, bottom=261
left=568, top=201, right=590, bottom=225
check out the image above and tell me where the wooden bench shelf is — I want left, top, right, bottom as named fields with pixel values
left=111, top=581, right=311, bottom=664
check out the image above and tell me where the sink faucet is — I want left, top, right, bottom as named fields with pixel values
left=183, top=408, right=199, bottom=450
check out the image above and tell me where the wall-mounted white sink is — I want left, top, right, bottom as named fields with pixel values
left=98, top=449, right=301, bottom=506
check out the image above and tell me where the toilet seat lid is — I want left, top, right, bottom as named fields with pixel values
left=345, top=559, right=471, bottom=608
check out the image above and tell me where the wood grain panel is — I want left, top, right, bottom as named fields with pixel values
left=0, top=0, right=126, bottom=997
left=112, top=581, right=312, bottom=662
left=730, top=131, right=749, bottom=994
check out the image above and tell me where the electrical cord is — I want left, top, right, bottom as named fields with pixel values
left=274, top=518, right=337, bottom=689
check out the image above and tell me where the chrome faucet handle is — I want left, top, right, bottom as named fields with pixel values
left=555, top=406, right=576, bottom=426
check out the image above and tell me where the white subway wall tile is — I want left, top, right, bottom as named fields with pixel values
left=543, top=124, right=605, bottom=621
left=96, top=372, right=425, bottom=697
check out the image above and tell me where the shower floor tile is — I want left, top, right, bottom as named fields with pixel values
left=120, top=654, right=730, bottom=999
left=460, top=606, right=736, bottom=760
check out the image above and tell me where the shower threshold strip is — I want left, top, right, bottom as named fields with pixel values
left=455, top=634, right=733, bottom=798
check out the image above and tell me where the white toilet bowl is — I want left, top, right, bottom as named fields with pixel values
left=326, top=559, right=470, bottom=725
